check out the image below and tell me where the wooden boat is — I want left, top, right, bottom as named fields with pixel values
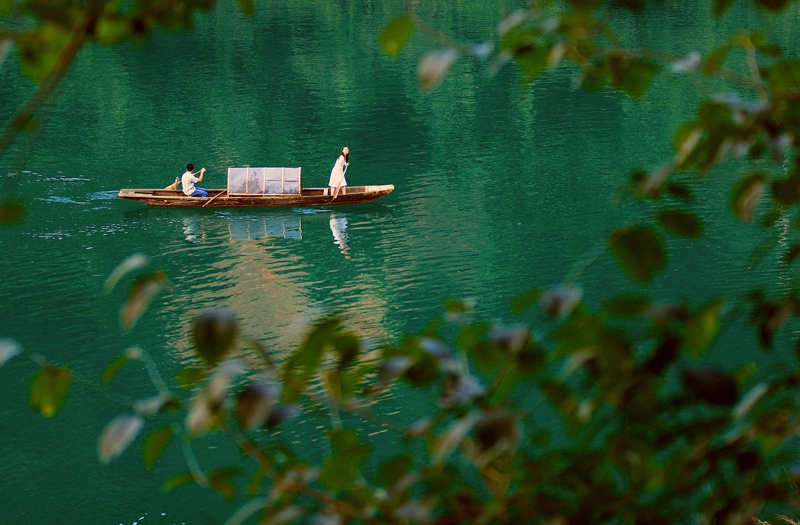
left=118, top=185, right=395, bottom=208
left=118, top=166, right=394, bottom=208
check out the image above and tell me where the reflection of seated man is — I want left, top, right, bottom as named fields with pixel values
left=329, top=214, right=350, bottom=258
left=182, top=164, right=207, bottom=197
left=182, top=216, right=205, bottom=242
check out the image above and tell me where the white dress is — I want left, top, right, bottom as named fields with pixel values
left=328, top=155, right=348, bottom=188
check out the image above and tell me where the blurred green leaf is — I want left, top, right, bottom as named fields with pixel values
left=765, top=60, right=800, bottom=91
left=246, top=468, right=268, bottom=496
left=404, top=350, right=440, bottom=386
left=745, top=28, right=768, bottom=47
left=489, top=367, right=521, bottom=406
left=734, top=383, right=769, bottom=419
left=445, top=298, right=473, bottom=318
left=319, top=428, right=369, bottom=493
left=529, top=429, right=552, bottom=448
left=604, top=294, right=651, bottom=317
left=133, top=393, right=178, bottom=417
left=615, top=0, right=645, bottom=11
left=540, top=285, right=583, bottom=318
left=262, top=505, right=302, bottom=524
left=474, top=411, right=520, bottom=453
left=209, top=467, right=240, bottom=500
left=101, top=348, right=141, bottom=385
left=609, top=226, right=667, bottom=285
left=377, top=455, right=413, bottom=490
left=514, top=45, right=550, bottom=80
left=761, top=207, right=782, bottom=228
left=0, top=199, right=26, bottom=225
left=712, top=0, right=737, bottom=16
left=0, top=338, right=20, bottom=367
left=18, top=23, right=71, bottom=81
left=162, top=472, right=195, bottom=493
left=30, top=365, right=72, bottom=417
left=754, top=0, right=790, bottom=12
left=326, top=365, right=369, bottom=403
left=379, top=15, right=414, bottom=58
left=568, top=0, right=603, bottom=10
left=121, top=272, right=167, bottom=330
left=143, top=427, right=174, bottom=471
left=541, top=380, right=577, bottom=417
left=785, top=245, right=800, bottom=265
left=236, top=381, right=277, bottom=430
left=580, top=62, right=608, bottom=91
left=458, top=320, right=490, bottom=351
left=98, top=415, right=144, bottom=463
left=103, top=253, right=149, bottom=294
left=185, top=362, right=241, bottom=437
left=672, top=123, right=704, bottom=169
left=433, top=413, right=480, bottom=463
left=771, top=175, right=800, bottom=205
left=237, top=0, right=255, bottom=16
left=747, top=236, right=778, bottom=269
left=670, top=52, right=702, bottom=75
left=94, top=16, right=131, bottom=46
left=685, top=298, right=724, bottom=358
left=666, top=182, right=695, bottom=201
left=646, top=334, right=681, bottom=374
left=264, top=404, right=298, bottom=429
left=656, top=209, right=704, bottom=238
left=281, top=317, right=340, bottom=404
left=731, top=172, right=766, bottom=222
left=333, top=333, right=360, bottom=369
left=510, top=289, right=542, bottom=315
left=608, top=54, right=660, bottom=98
left=702, top=44, right=732, bottom=75
left=0, top=0, right=12, bottom=17
left=176, top=366, right=206, bottom=387
left=418, top=49, right=459, bottom=92
left=682, top=367, right=739, bottom=406
left=755, top=300, right=792, bottom=349
left=192, top=309, right=239, bottom=365
left=242, top=339, right=275, bottom=370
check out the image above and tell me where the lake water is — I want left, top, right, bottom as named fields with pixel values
left=1, top=2, right=799, bottom=523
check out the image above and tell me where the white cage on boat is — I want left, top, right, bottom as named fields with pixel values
left=228, top=167, right=301, bottom=195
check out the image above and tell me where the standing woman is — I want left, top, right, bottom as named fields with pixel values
left=328, top=146, right=349, bottom=199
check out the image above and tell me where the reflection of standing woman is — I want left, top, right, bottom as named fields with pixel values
left=328, top=146, right=349, bottom=198
left=329, top=213, right=350, bottom=258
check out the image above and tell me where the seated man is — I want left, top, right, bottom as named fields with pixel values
left=182, top=164, right=207, bottom=197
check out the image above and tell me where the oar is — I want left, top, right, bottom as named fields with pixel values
left=165, top=167, right=205, bottom=190
left=202, top=189, right=227, bottom=208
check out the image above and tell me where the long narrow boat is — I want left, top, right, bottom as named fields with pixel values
left=118, top=166, right=394, bottom=208
left=118, top=185, right=394, bottom=208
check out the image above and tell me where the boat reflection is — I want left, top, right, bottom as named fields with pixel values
left=182, top=216, right=206, bottom=243
left=329, top=213, right=350, bottom=258
left=228, top=214, right=303, bottom=241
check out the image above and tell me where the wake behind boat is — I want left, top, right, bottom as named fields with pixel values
left=118, top=166, right=394, bottom=208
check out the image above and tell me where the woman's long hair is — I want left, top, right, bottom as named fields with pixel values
left=340, top=147, right=349, bottom=163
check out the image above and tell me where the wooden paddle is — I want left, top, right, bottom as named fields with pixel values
left=202, top=189, right=227, bottom=208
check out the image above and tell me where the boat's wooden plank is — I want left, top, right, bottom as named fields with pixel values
left=118, top=185, right=394, bottom=208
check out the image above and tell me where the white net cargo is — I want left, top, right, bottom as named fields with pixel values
left=228, top=167, right=301, bottom=195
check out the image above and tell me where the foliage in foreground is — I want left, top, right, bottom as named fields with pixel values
left=6, top=0, right=800, bottom=524
left=12, top=259, right=800, bottom=524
